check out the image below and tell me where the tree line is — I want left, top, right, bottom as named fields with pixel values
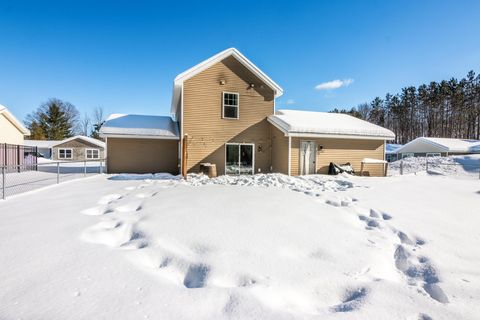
left=331, top=70, right=480, bottom=144
left=25, top=98, right=105, bottom=140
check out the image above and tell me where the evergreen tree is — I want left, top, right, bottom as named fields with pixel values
left=25, top=98, right=79, bottom=140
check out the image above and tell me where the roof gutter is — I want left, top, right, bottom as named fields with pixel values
left=99, top=133, right=180, bottom=140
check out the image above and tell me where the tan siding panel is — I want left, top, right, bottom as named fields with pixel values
left=183, top=56, right=274, bottom=175
left=107, top=138, right=178, bottom=174
left=291, top=138, right=385, bottom=177
left=270, top=125, right=289, bottom=174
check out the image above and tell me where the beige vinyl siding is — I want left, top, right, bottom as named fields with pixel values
left=106, top=138, right=178, bottom=174
left=291, top=138, right=386, bottom=176
left=270, top=125, right=289, bottom=174
left=0, top=113, right=25, bottom=145
left=52, top=138, right=105, bottom=161
left=182, top=55, right=274, bottom=175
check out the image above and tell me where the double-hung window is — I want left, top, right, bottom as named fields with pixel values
left=86, top=149, right=100, bottom=159
left=58, top=148, right=73, bottom=159
left=223, top=92, right=239, bottom=119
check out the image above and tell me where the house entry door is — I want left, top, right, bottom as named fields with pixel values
left=300, top=141, right=316, bottom=175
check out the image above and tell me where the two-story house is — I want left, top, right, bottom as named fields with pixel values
left=100, top=48, right=394, bottom=176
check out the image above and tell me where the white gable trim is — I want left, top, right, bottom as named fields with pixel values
left=170, top=48, right=283, bottom=116
left=51, top=135, right=105, bottom=148
left=0, top=104, right=30, bottom=136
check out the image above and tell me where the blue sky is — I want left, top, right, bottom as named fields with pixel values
left=1, top=0, right=479, bottom=123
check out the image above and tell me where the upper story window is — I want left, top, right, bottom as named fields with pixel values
left=223, top=92, right=239, bottom=119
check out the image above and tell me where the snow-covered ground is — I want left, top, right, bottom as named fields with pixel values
left=388, top=154, right=480, bottom=178
left=0, top=171, right=479, bottom=319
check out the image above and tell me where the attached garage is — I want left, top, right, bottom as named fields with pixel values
left=268, top=110, right=395, bottom=177
left=100, top=114, right=179, bottom=174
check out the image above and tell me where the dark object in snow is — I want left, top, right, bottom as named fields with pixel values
left=328, top=162, right=355, bottom=175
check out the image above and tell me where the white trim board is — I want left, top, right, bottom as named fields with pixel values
left=99, top=134, right=180, bottom=140
left=171, top=48, right=283, bottom=116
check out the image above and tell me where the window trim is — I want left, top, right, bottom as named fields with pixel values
left=222, top=92, right=240, bottom=119
left=85, top=148, right=100, bottom=159
left=225, top=143, right=255, bottom=175
left=58, top=148, right=73, bottom=159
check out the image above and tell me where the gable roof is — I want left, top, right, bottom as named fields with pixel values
left=170, top=48, right=283, bottom=117
left=99, top=114, right=179, bottom=139
left=396, top=137, right=480, bottom=154
left=0, top=104, right=30, bottom=136
left=268, top=109, right=395, bottom=140
left=51, top=135, right=106, bottom=148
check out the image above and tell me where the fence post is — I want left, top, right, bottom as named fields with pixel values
left=84, top=161, right=87, bottom=177
left=17, top=145, right=20, bottom=173
left=2, top=166, right=5, bottom=200
left=100, top=160, right=103, bottom=174
left=425, top=157, right=428, bottom=172
left=57, top=162, right=60, bottom=184
left=400, top=160, right=403, bottom=175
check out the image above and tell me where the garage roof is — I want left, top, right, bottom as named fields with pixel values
left=100, top=114, right=180, bottom=140
left=268, top=109, right=395, bottom=140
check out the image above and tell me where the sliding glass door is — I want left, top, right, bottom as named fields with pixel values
left=225, top=143, right=254, bottom=175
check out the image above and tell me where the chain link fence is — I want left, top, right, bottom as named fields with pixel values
left=1, top=160, right=106, bottom=199
left=388, top=156, right=480, bottom=179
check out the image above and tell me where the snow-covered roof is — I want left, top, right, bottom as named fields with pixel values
left=51, top=135, right=106, bottom=148
left=170, top=48, right=283, bottom=117
left=268, top=109, right=395, bottom=140
left=396, top=137, right=480, bottom=154
left=25, top=140, right=61, bottom=148
left=100, top=114, right=179, bottom=139
left=0, top=104, right=30, bottom=135
left=386, top=144, right=403, bottom=154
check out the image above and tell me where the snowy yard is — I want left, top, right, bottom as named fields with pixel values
left=0, top=170, right=479, bottom=319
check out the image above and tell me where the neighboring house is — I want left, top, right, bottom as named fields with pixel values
left=100, top=48, right=395, bottom=176
left=51, top=136, right=106, bottom=161
left=0, top=104, right=34, bottom=169
left=385, top=144, right=403, bottom=162
left=24, top=140, right=61, bottom=158
left=0, top=104, right=30, bottom=145
left=395, top=137, right=480, bottom=159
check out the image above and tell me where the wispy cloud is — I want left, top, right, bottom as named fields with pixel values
left=315, top=79, right=354, bottom=91
left=286, top=99, right=296, bottom=105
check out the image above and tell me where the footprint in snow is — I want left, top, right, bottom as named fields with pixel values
left=81, top=205, right=113, bottom=216
left=97, top=194, right=123, bottom=205
left=331, top=287, right=368, bottom=313
left=112, top=200, right=143, bottom=213
left=393, top=244, right=448, bottom=303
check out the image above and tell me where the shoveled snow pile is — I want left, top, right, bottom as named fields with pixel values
left=388, top=154, right=480, bottom=178
left=186, top=172, right=356, bottom=193
left=0, top=172, right=479, bottom=319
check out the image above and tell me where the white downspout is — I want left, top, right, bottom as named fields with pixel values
left=288, top=135, right=291, bottom=176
